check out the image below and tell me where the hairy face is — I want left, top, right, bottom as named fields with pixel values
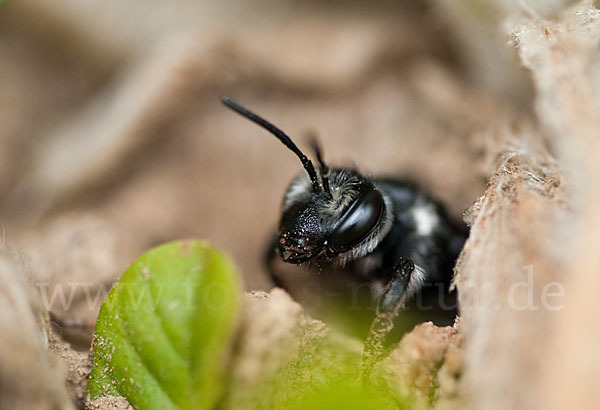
left=278, top=169, right=392, bottom=265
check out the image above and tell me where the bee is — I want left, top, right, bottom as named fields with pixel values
left=221, top=97, right=465, bottom=334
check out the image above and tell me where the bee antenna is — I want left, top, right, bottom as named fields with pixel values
left=221, top=97, right=322, bottom=193
left=308, top=135, right=332, bottom=198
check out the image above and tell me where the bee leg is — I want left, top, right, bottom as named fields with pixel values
left=264, top=234, right=288, bottom=290
left=377, top=257, right=415, bottom=315
left=361, top=258, right=415, bottom=379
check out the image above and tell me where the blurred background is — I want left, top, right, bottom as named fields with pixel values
left=0, top=0, right=573, bottom=328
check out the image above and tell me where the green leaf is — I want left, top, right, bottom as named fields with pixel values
left=88, top=240, right=241, bottom=410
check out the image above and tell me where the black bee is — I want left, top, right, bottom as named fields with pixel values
left=221, top=97, right=465, bottom=324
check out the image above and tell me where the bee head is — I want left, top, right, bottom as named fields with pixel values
left=280, top=168, right=387, bottom=264
left=221, top=97, right=389, bottom=264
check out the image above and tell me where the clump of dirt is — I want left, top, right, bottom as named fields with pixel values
left=86, top=396, right=133, bottom=410
left=372, top=321, right=462, bottom=408
left=47, top=333, right=93, bottom=409
left=220, top=289, right=460, bottom=409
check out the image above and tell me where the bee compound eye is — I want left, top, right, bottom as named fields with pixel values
left=327, top=189, right=384, bottom=254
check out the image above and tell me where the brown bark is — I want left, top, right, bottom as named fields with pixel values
left=457, top=3, right=600, bottom=409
